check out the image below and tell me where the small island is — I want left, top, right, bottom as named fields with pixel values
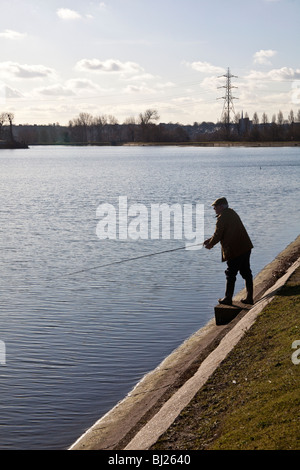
left=0, top=140, right=28, bottom=149
left=0, top=112, right=28, bottom=149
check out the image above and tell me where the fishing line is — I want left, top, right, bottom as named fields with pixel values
left=48, top=242, right=206, bottom=281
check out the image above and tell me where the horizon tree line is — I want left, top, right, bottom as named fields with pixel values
left=6, top=107, right=300, bottom=144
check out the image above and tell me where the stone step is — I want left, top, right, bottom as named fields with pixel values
left=214, top=303, right=243, bottom=325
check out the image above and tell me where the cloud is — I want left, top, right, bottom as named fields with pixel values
left=0, top=61, right=56, bottom=79
left=236, top=66, right=300, bottom=117
left=123, top=84, right=155, bottom=94
left=66, top=78, right=113, bottom=94
left=200, top=75, right=224, bottom=92
left=75, top=58, right=145, bottom=75
left=124, top=72, right=158, bottom=82
left=31, top=79, right=114, bottom=101
left=185, top=61, right=225, bottom=75
left=246, top=67, right=300, bottom=81
left=156, top=81, right=176, bottom=89
left=253, top=49, right=277, bottom=65
left=269, top=67, right=300, bottom=80
left=56, top=8, right=82, bottom=20
left=0, top=29, right=27, bottom=40
left=36, top=84, right=75, bottom=96
left=66, top=78, right=100, bottom=90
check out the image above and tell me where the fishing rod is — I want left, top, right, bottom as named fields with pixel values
left=49, top=242, right=206, bottom=281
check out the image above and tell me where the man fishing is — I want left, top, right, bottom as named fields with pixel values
left=203, top=197, right=254, bottom=306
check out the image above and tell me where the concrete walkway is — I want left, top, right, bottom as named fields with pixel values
left=70, top=236, right=300, bottom=450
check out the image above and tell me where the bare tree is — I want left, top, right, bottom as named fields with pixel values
left=288, top=109, right=295, bottom=124
left=6, top=112, right=15, bottom=142
left=277, top=110, right=284, bottom=125
left=137, top=109, right=160, bottom=141
left=138, top=109, right=160, bottom=125
left=107, top=114, right=118, bottom=125
left=251, top=112, right=260, bottom=141
left=0, top=112, right=7, bottom=140
left=252, top=112, right=259, bottom=125
left=79, top=112, right=94, bottom=141
left=123, top=116, right=136, bottom=142
left=93, top=115, right=107, bottom=142
left=234, top=112, right=240, bottom=124
left=69, top=112, right=93, bottom=142
left=287, top=109, right=295, bottom=140
left=261, top=112, right=268, bottom=124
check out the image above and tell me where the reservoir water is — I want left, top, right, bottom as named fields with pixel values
left=0, top=145, right=299, bottom=449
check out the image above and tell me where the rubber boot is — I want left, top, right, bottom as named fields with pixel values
left=218, top=279, right=235, bottom=306
left=241, top=278, right=254, bottom=305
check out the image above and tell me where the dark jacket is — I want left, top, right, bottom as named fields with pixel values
left=209, top=208, right=253, bottom=262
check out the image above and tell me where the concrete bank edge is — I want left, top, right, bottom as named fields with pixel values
left=125, top=256, right=300, bottom=450
left=69, top=236, right=300, bottom=450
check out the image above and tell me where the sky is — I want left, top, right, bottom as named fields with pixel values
left=0, top=0, right=299, bottom=125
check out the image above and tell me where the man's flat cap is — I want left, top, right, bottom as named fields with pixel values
left=211, top=197, right=228, bottom=207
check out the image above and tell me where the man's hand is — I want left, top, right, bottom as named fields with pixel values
left=203, top=239, right=213, bottom=250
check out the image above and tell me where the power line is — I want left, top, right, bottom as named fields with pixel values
left=3, top=75, right=295, bottom=105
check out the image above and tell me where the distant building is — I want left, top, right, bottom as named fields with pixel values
left=238, top=111, right=252, bottom=136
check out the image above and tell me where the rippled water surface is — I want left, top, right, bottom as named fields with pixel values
left=0, top=145, right=299, bottom=449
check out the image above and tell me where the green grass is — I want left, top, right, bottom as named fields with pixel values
left=152, top=267, right=300, bottom=450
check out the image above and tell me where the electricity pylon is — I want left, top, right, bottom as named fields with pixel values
left=217, top=68, right=238, bottom=128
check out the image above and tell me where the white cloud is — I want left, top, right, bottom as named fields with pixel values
left=246, top=67, right=300, bottom=81
left=75, top=58, right=145, bottom=75
left=66, top=78, right=113, bottom=95
left=66, top=78, right=100, bottom=91
left=185, top=61, right=225, bottom=75
left=156, top=81, right=176, bottom=89
left=56, top=8, right=82, bottom=20
left=253, top=49, right=277, bottom=65
left=0, top=29, right=27, bottom=40
left=31, top=78, right=114, bottom=101
left=124, top=72, right=158, bottom=82
left=0, top=61, right=56, bottom=80
left=269, top=67, right=300, bottom=80
left=123, top=84, right=155, bottom=94
left=172, top=96, right=200, bottom=105
left=200, top=75, right=224, bottom=92
left=36, top=84, right=75, bottom=96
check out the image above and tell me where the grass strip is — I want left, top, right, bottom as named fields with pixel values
left=152, top=266, right=300, bottom=450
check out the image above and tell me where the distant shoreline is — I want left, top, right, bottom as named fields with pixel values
left=26, top=141, right=300, bottom=148
left=0, top=141, right=28, bottom=149
left=123, top=141, right=300, bottom=147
